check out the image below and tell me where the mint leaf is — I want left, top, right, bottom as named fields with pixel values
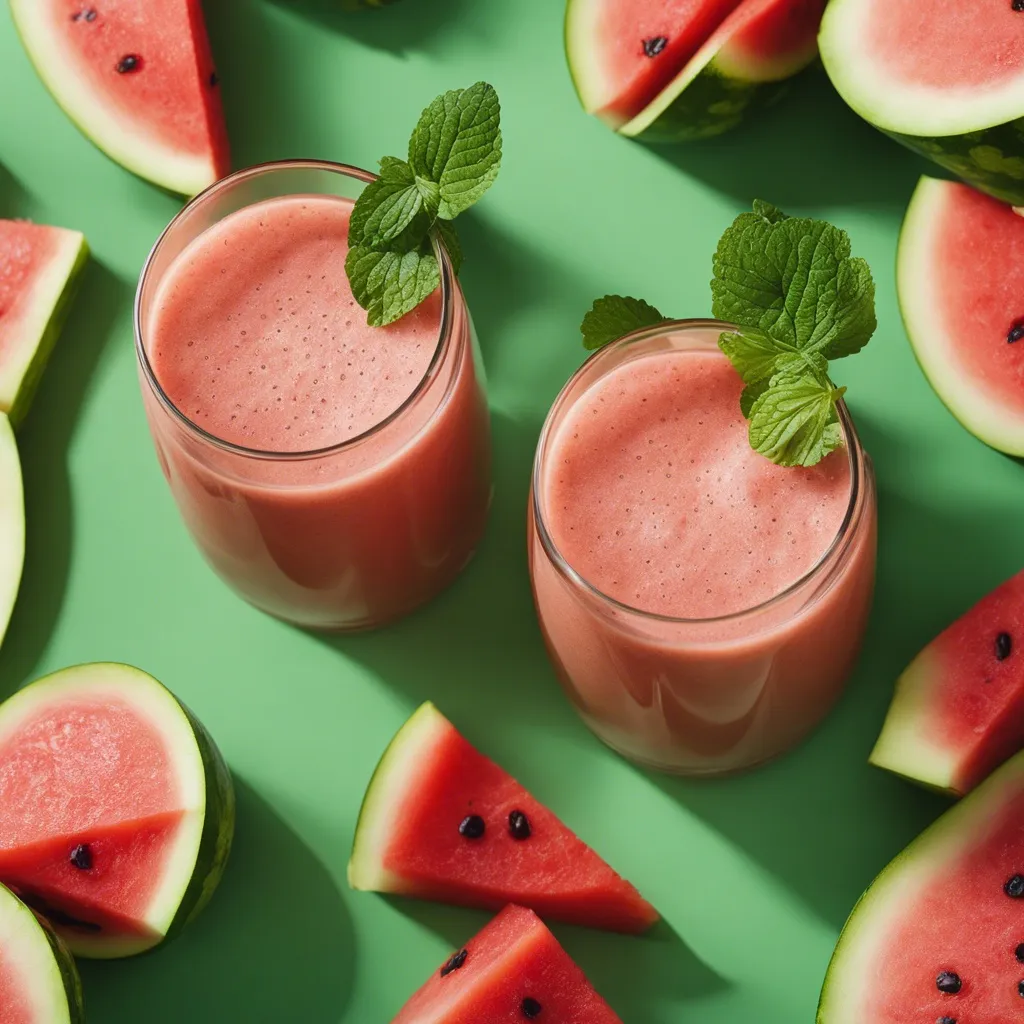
left=718, top=327, right=792, bottom=387
left=408, top=82, right=502, bottom=220
left=349, top=158, right=434, bottom=251
left=581, top=295, right=669, bottom=351
left=346, top=241, right=439, bottom=328
left=747, top=371, right=846, bottom=468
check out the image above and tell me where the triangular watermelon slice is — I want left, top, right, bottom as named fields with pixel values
left=0, top=414, right=24, bottom=652
left=9, top=0, right=230, bottom=196
left=871, top=568, right=1024, bottom=797
left=348, top=703, right=658, bottom=934
left=0, top=220, right=88, bottom=426
left=0, top=662, right=235, bottom=958
left=0, top=882, right=83, bottom=1024
left=394, top=905, right=623, bottom=1023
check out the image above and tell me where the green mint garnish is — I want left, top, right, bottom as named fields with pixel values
left=345, top=82, right=502, bottom=327
left=578, top=201, right=876, bottom=468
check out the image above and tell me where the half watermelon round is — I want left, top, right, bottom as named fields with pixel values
left=9, top=0, right=230, bottom=196
left=394, top=905, right=623, bottom=1023
left=0, top=663, right=235, bottom=958
left=820, top=0, right=1024, bottom=205
left=897, top=175, right=1024, bottom=456
left=0, top=882, right=84, bottom=1024
left=819, top=749, right=1024, bottom=1022
left=0, top=414, right=24, bottom=653
left=348, top=703, right=658, bottom=934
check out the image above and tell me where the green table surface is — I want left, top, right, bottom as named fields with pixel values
left=0, top=1, right=1006, bottom=1020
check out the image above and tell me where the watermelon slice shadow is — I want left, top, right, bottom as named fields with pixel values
left=77, top=780, right=356, bottom=1022
left=0, top=262, right=127, bottom=697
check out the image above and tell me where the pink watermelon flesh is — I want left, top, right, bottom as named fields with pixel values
left=394, top=905, right=623, bottom=1023
left=717, top=0, right=824, bottom=76
left=0, top=694, right=189, bottom=938
left=0, top=954, right=33, bottom=1024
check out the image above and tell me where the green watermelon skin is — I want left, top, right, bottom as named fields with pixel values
left=40, top=912, right=86, bottom=1024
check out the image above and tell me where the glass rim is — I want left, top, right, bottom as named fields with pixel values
left=133, top=159, right=457, bottom=462
left=531, top=317, right=870, bottom=627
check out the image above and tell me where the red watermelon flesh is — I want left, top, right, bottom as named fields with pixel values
left=394, top=905, right=623, bottom=1024
left=10, top=0, right=229, bottom=195
left=348, top=703, right=659, bottom=934
left=0, top=953, right=33, bottom=1024
left=714, top=0, right=825, bottom=78
left=871, top=568, right=1024, bottom=796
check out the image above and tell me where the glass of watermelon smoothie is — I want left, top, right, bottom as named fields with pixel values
left=135, top=161, right=491, bottom=631
left=528, top=319, right=877, bottom=774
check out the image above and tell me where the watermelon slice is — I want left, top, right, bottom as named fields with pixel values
left=0, top=662, right=235, bottom=958
left=897, top=176, right=1024, bottom=456
left=819, top=749, right=1024, bottom=1023
left=820, top=0, right=1024, bottom=206
left=0, top=220, right=88, bottom=426
left=0, top=882, right=83, bottom=1024
left=566, top=0, right=825, bottom=141
left=0, top=414, right=24, bottom=652
left=9, top=0, right=230, bottom=196
left=394, top=905, right=623, bottom=1023
left=871, top=568, right=1024, bottom=798
left=348, top=703, right=658, bottom=934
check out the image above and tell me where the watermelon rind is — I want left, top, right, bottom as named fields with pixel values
left=8, top=0, right=220, bottom=196
left=0, top=881, right=84, bottom=1024
left=817, top=750, right=1024, bottom=1022
left=868, top=648, right=960, bottom=797
left=348, top=702, right=446, bottom=893
left=896, top=175, right=1024, bottom=456
left=0, top=415, right=25, bottom=653
left=819, top=0, right=1024, bottom=205
left=0, top=230, right=88, bottom=428
left=0, top=663, right=235, bottom=958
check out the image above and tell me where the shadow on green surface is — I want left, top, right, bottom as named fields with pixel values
left=0, top=164, right=30, bottom=217
left=646, top=69, right=927, bottom=212
left=79, top=781, right=355, bottom=1024
left=0, top=261, right=127, bottom=698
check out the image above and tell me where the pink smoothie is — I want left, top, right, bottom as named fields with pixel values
left=141, top=192, right=490, bottom=630
left=529, top=329, right=876, bottom=772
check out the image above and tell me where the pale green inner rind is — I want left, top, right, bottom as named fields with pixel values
left=897, top=175, right=1024, bottom=456
left=0, top=415, right=25, bottom=653
left=9, top=0, right=217, bottom=196
left=563, top=0, right=610, bottom=115
left=820, top=0, right=1024, bottom=137
left=348, top=702, right=449, bottom=893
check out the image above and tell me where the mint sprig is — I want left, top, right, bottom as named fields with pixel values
left=345, top=82, right=502, bottom=327
left=578, top=202, right=876, bottom=468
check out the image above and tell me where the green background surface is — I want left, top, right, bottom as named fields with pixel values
left=0, top=1, right=1005, bottom=1020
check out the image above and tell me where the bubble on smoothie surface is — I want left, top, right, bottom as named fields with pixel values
left=544, top=350, right=853, bottom=618
left=148, top=196, right=441, bottom=452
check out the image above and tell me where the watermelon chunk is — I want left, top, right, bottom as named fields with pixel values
left=0, top=882, right=83, bottom=1024
left=394, top=905, right=623, bottom=1023
left=0, top=663, right=235, bottom=958
left=0, top=220, right=88, bottom=426
left=897, top=176, right=1024, bottom=456
left=0, top=414, right=24, bottom=652
left=820, top=0, right=1024, bottom=205
left=819, top=749, right=1024, bottom=1023
left=348, top=703, right=658, bottom=934
left=871, top=568, right=1024, bottom=798
left=10, top=0, right=230, bottom=196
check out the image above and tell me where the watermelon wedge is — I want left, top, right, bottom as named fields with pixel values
left=0, top=663, right=235, bottom=958
left=9, top=0, right=230, bottom=196
left=0, top=882, right=83, bottom=1024
left=871, top=568, right=1024, bottom=798
left=897, top=176, right=1024, bottom=456
left=0, top=414, right=24, bottom=652
left=819, top=749, right=1024, bottom=1023
left=394, top=905, right=623, bottom=1023
left=0, top=220, right=88, bottom=426
left=348, top=703, right=658, bottom=934
left=566, top=0, right=825, bottom=141
left=820, top=0, right=1024, bottom=205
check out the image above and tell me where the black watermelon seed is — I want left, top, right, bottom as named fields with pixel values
left=1016, top=942, right=1024, bottom=962
left=1019, top=979, right=1024, bottom=997
left=936, top=972, right=962, bottom=994
left=1006, top=875, right=1024, bottom=898
left=210, top=71, right=219, bottom=87
left=69, top=844, right=93, bottom=870
left=1009, top=322, right=1024, bottom=343
left=936, top=1018, right=956, bottom=1024
left=116, top=54, right=142, bottom=74
left=642, top=36, right=668, bottom=57
left=997, top=632, right=1013, bottom=661
left=72, top=8, right=97, bottom=21
left=508, top=810, right=532, bottom=840
left=1014, top=0, right=1024, bottom=12
left=522, top=997, right=543, bottom=1019
left=459, top=815, right=486, bottom=840
left=440, top=949, right=467, bottom=977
